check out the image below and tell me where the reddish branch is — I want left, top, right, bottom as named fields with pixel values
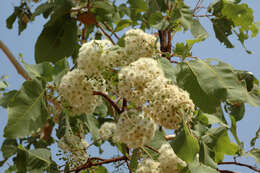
left=217, top=169, right=238, bottom=173
left=93, top=91, right=121, bottom=114
left=69, top=156, right=128, bottom=173
left=218, top=161, right=260, bottom=172
left=96, top=23, right=115, bottom=45
left=102, top=22, right=120, bottom=40
left=145, top=145, right=159, bottom=154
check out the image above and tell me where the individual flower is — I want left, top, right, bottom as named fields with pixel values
left=136, top=159, right=160, bottom=173
left=99, top=122, right=117, bottom=140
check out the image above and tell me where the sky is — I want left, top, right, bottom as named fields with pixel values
left=0, top=0, right=259, bottom=172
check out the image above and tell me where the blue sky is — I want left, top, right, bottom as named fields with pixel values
left=0, top=0, right=259, bottom=172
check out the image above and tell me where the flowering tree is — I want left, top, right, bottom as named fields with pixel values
left=0, top=0, right=260, bottom=173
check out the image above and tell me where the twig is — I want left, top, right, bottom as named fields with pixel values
left=193, top=0, right=204, bottom=14
left=96, top=23, right=115, bottom=45
left=93, top=91, right=121, bottom=114
left=145, top=145, right=159, bottom=154
left=121, top=98, right=127, bottom=113
left=193, top=14, right=213, bottom=17
left=69, top=156, right=128, bottom=172
left=217, top=169, right=238, bottom=173
left=102, top=22, right=120, bottom=40
left=218, top=161, right=260, bottom=172
left=0, top=40, right=31, bottom=80
left=126, top=159, right=132, bottom=173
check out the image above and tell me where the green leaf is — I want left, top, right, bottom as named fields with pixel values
left=158, top=57, right=177, bottom=83
left=229, top=115, right=240, bottom=145
left=93, top=166, right=108, bottom=173
left=176, top=62, right=220, bottom=113
left=4, top=79, right=48, bottom=138
left=222, top=2, right=253, bottom=30
left=115, top=19, right=132, bottom=32
left=24, top=62, right=54, bottom=82
left=128, top=0, right=147, bottom=11
left=32, top=2, right=56, bottom=18
left=178, top=3, right=193, bottom=30
left=152, top=18, right=169, bottom=30
left=35, top=15, right=77, bottom=63
left=188, top=160, right=219, bottom=173
left=1, top=139, right=17, bottom=159
left=0, top=90, right=17, bottom=108
left=147, top=0, right=167, bottom=12
left=94, top=100, right=108, bottom=118
left=199, top=142, right=218, bottom=169
left=202, top=112, right=227, bottom=127
left=6, top=7, right=20, bottom=29
left=211, top=18, right=234, bottom=48
left=190, top=20, right=209, bottom=40
left=171, top=123, right=199, bottom=163
left=53, top=58, right=69, bottom=85
left=130, top=149, right=139, bottom=172
left=249, top=148, right=260, bottom=165
left=202, top=127, right=238, bottom=162
left=86, top=115, right=100, bottom=142
left=145, top=130, right=167, bottom=159
left=93, top=1, right=115, bottom=13
left=250, top=127, right=260, bottom=147
left=18, top=145, right=52, bottom=171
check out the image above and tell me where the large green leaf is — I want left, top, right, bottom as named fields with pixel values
left=4, top=79, right=48, bottom=138
left=18, top=145, right=52, bottom=172
left=52, top=58, right=69, bottom=85
left=86, top=115, right=100, bottom=143
left=1, top=139, right=17, bottom=159
left=249, top=148, right=260, bottom=165
left=128, top=0, right=147, bottom=11
left=32, top=2, right=56, bottom=19
left=35, top=15, right=77, bottom=63
left=130, top=149, right=139, bottom=172
left=171, top=123, right=199, bottom=163
left=176, top=62, right=220, bottom=113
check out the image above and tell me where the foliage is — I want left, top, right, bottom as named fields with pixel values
left=1, top=0, right=260, bottom=173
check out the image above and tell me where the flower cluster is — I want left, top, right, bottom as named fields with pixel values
left=158, top=143, right=187, bottom=173
left=124, top=29, right=159, bottom=58
left=144, top=77, right=195, bottom=129
left=58, top=69, right=105, bottom=116
left=98, top=122, right=117, bottom=140
left=136, top=159, right=160, bottom=173
left=118, top=58, right=164, bottom=104
left=113, top=109, right=156, bottom=148
left=136, top=143, right=187, bottom=173
left=58, top=130, right=89, bottom=169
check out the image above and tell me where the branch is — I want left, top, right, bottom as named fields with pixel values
left=193, top=0, right=204, bottom=14
left=93, top=91, right=121, bottom=114
left=218, top=161, right=260, bottom=172
left=193, top=14, right=213, bottom=18
left=145, top=145, right=159, bottom=154
left=69, top=156, right=128, bottom=172
left=217, top=169, right=238, bottom=173
left=96, top=23, right=115, bottom=45
left=121, top=98, right=127, bottom=113
left=0, top=40, right=31, bottom=80
left=102, top=22, right=120, bottom=40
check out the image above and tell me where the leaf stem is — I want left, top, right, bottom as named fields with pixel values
left=96, top=23, right=115, bottom=45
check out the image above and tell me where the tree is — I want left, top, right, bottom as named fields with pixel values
left=0, top=0, right=260, bottom=172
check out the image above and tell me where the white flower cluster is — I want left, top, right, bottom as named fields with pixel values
left=136, top=159, right=160, bottom=173
left=118, top=58, right=164, bottom=104
left=144, top=77, right=195, bottom=129
left=136, top=144, right=187, bottom=173
left=58, top=131, right=89, bottom=169
left=124, top=29, right=159, bottom=58
left=158, top=143, right=187, bottom=173
left=113, top=110, right=156, bottom=148
left=77, top=40, right=113, bottom=76
left=58, top=69, right=105, bottom=116
left=98, top=122, right=117, bottom=140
